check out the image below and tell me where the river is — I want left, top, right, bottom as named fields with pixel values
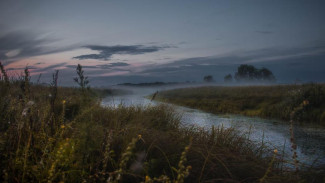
left=101, top=86, right=325, bottom=169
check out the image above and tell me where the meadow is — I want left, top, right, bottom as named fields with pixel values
left=155, top=84, right=325, bottom=125
left=0, top=64, right=324, bottom=182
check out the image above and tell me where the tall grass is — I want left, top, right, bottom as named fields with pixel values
left=0, top=64, right=320, bottom=182
left=155, top=85, right=325, bottom=125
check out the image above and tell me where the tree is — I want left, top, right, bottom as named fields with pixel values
left=234, top=64, right=275, bottom=82
left=224, top=74, right=233, bottom=82
left=203, top=75, right=214, bottom=82
left=258, top=67, right=276, bottom=81
left=234, top=64, right=257, bottom=81
left=74, top=64, right=89, bottom=90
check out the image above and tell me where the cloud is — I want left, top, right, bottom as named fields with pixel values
left=24, top=45, right=325, bottom=85
left=33, top=63, right=67, bottom=73
left=107, top=62, right=130, bottom=67
left=73, top=45, right=170, bottom=61
left=239, top=46, right=325, bottom=64
left=0, top=31, right=75, bottom=61
left=7, top=65, right=38, bottom=71
left=65, top=65, right=98, bottom=69
left=134, top=45, right=325, bottom=83
left=96, top=62, right=130, bottom=71
left=6, top=63, right=66, bottom=73
left=5, top=49, right=21, bottom=57
left=34, top=62, right=45, bottom=65
left=65, top=62, right=130, bottom=70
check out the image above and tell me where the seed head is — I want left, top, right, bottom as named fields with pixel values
left=273, top=149, right=278, bottom=154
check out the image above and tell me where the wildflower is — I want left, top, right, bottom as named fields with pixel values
left=60, top=125, right=65, bottom=129
left=62, top=100, right=66, bottom=104
left=303, top=100, right=309, bottom=106
left=27, top=101, right=35, bottom=106
left=22, top=101, right=35, bottom=116
left=273, top=149, right=278, bottom=154
left=145, top=175, right=150, bottom=181
left=22, top=109, right=27, bottom=116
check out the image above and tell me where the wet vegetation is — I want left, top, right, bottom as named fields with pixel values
left=155, top=84, right=325, bottom=125
left=0, top=63, right=324, bottom=182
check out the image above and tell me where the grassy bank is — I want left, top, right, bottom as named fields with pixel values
left=155, top=84, right=325, bottom=125
left=0, top=67, right=323, bottom=182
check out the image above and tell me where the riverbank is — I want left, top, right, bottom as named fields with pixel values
left=154, top=84, right=325, bottom=125
left=1, top=75, right=322, bottom=182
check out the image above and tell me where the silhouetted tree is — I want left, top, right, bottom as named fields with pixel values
left=234, top=64, right=257, bottom=81
left=224, top=74, right=233, bottom=82
left=258, top=67, right=276, bottom=81
left=203, top=75, right=214, bottom=82
left=234, top=64, right=275, bottom=82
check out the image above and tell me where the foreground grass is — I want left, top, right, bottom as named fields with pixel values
left=155, top=84, right=325, bottom=125
left=0, top=67, right=323, bottom=182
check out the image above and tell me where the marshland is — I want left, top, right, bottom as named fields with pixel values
left=1, top=1, right=325, bottom=182
left=1, top=63, right=325, bottom=182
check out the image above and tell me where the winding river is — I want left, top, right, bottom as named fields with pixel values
left=101, top=86, right=325, bottom=169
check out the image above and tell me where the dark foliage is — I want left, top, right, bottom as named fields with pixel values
left=234, top=64, right=276, bottom=82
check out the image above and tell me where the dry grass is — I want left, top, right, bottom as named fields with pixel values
left=155, top=84, right=325, bottom=125
left=0, top=64, right=322, bottom=182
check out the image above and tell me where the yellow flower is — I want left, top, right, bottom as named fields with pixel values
left=303, top=100, right=309, bottom=106
left=60, top=125, right=65, bottom=129
left=62, top=100, right=66, bottom=104
left=145, top=175, right=150, bottom=181
left=274, top=149, right=278, bottom=154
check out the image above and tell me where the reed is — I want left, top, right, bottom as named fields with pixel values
left=155, top=84, right=325, bottom=125
left=0, top=65, right=322, bottom=182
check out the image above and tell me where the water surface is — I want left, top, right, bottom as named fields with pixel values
left=101, top=88, right=325, bottom=169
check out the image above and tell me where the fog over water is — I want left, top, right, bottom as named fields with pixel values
left=101, top=85, right=325, bottom=169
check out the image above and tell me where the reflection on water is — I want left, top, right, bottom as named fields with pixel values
left=101, top=93, right=325, bottom=168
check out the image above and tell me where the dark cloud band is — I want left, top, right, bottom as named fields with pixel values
left=73, top=45, right=170, bottom=61
left=65, top=62, right=130, bottom=70
left=0, top=31, right=75, bottom=61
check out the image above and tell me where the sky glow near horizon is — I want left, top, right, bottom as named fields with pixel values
left=0, top=0, right=325, bottom=85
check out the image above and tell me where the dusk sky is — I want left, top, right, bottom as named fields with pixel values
left=1, top=0, right=325, bottom=86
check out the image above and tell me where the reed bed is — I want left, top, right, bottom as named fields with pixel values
left=155, top=84, right=325, bottom=125
left=0, top=64, right=323, bottom=182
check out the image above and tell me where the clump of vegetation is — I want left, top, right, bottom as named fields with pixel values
left=203, top=75, right=214, bottom=83
left=155, top=84, right=325, bottom=125
left=234, top=64, right=276, bottom=82
left=224, top=74, right=233, bottom=83
left=74, top=64, right=90, bottom=91
left=0, top=63, right=322, bottom=182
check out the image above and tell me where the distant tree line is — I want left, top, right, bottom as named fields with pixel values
left=224, top=64, right=276, bottom=83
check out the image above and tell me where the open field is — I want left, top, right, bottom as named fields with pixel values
left=1, top=70, right=324, bottom=182
left=155, top=84, right=325, bottom=125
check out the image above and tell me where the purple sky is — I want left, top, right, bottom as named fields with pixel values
left=1, top=0, right=325, bottom=86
